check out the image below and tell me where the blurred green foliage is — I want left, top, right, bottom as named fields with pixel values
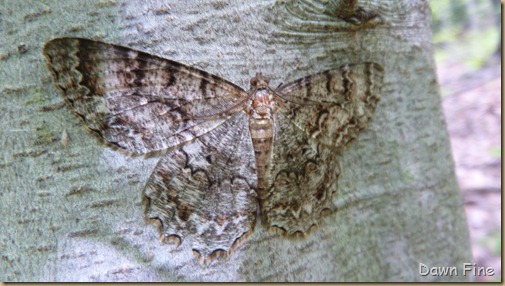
left=430, top=0, right=501, bottom=69
left=431, top=0, right=500, bottom=36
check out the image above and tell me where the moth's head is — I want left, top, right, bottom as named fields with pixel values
left=250, top=72, right=270, bottom=89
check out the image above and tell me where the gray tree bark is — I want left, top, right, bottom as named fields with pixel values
left=0, top=0, right=473, bottom=282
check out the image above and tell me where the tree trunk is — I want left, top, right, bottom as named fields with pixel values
left=0, top=0, right=473, bottom=282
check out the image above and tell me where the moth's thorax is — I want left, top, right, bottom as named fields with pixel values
left=247, top=72, right=276, bottom=119
left=248, top=88, right=276, bottom=118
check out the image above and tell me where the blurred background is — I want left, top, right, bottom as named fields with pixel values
left=430, top=0, right=501, bottom=282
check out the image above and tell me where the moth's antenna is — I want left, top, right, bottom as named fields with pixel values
left=271, top=87, right=333, bottom=107
left=174, top=95, right=252, bottom=122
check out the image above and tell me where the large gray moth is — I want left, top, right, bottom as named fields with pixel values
left=43, top=38, right=383, bottom=262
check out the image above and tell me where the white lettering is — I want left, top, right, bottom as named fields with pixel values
left=462, top=262, right=495, bottom=276
left=419, top=263, right=429, bottom=276
left=462, top=263, right=473, bottom=276
left=419, top=263, right=458, bottom=276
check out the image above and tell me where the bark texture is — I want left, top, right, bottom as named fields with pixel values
left=0, top=0, right=472, bottom=281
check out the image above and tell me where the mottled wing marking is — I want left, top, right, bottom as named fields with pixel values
left=262, top=112, right=339, bottom=234
left=43, top=38, right=248, bottom=154
left=263, top=63, right=383, bottom=234
left=143, top=112, right=257, bottom=260
left=276, top=63, right=383, bottom=149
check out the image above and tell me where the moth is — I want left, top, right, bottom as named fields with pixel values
left=43, top=38, right=383, bottom=262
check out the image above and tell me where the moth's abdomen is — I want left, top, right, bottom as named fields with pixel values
left=249, top=117, right=274, bottom=199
